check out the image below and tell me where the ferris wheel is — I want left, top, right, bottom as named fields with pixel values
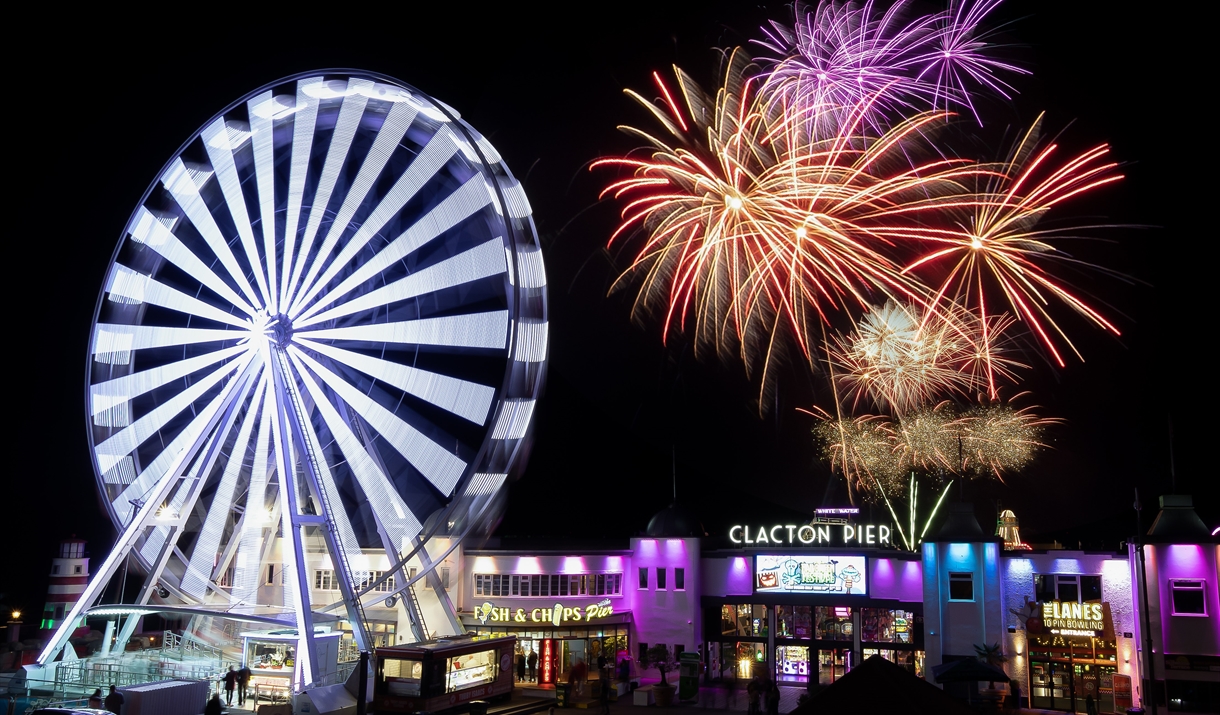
left=39, top=71, right=547, bottom=682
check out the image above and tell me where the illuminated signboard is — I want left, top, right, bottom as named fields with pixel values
left=730, top=523, right=891, bottom=546
left=540, top=638, right=555, bottom=685
left=755, top=555, right=868, bottom=595
left=1040, top=601, right=1105, bottom=637
left=473, top=599, right=614, bottom=626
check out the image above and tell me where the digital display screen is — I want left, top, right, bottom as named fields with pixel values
left=755, top=555, right=868, bottom=595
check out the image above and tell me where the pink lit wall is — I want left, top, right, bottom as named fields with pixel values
left=1149, top=543, right=1220, bottom=659
left=628, top=537, right=702, bottom=657
left=869, top=558, right=923, bottom=602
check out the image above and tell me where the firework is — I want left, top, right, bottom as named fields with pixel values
left=828, top=299, right=1023, bottom=412
left=892, top=401, right=958, bottom=471
left=814, top=413, right=901, bottom=500
left=595, top=51, right=986, bottom=391
left=955, top=398, right=1054, bottom=477
left=900, top=115, right=1124, bottom=367
left=756, top=0, right=1025, bottom=134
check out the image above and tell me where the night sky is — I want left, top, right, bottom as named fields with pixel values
left=5, top=2, right=1208, bottom=619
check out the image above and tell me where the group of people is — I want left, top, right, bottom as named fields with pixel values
left=514, top=646, right=540, bottom=682
left=85, top=685, right=123, bottom=713
left=745, top=673, right=781, bottom=715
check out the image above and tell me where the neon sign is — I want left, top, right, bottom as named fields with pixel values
left=755, top=555, right=868, bottom=595
left=540, top=638, right=555, bottom=685
left=473, top=599, right=614, bottom=625
left=729, top=524, right=891, bottom=546
left=1040, top=601, right=1104, bottom=637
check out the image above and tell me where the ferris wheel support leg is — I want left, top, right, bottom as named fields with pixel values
left=270, top=350, right=372, bottom=656
left=266, top=381, right=320, bottom=689
left=411, top=536, right=463, bottom=636
left=36, top=355, right=259, bottom=665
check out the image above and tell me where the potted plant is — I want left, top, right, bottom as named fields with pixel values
left=644, top=644, right=677, bottom=706
left=974, top=642, right=1009, bottom=707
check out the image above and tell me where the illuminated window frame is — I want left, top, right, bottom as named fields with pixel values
left=473, top=572, right=622, bottom=598
left=1169, top=580, right=1207, bottom=616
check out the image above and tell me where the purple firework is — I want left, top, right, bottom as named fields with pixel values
left=755, top=0, right=1026, bottom=134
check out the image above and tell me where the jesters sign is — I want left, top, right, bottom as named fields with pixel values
left=729, top=523, right=892, bottom=546
left=473, top=599, right=614, bottom=626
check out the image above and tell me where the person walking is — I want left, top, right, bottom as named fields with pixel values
left=746, top=674, right=761, bottom=715
left=103, top=684, right=124, bottom=714
left=517, top=650, right=527, bottom=682
left=222, top=665, right=238, bottom=706
left=87, top=688, right=103, bottom=709
left=237, top=663, right=252, bottom=706
left=527, top=648, right=538, bottom=682
left=765, top=680, right=780, bottom=715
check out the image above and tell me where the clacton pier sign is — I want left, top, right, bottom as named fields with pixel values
left=728, top=523, right=892, bottom=546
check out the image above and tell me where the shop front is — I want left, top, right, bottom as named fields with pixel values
left=703, top=551, right=924, bottom=686
left=461, top=602, right=631, bottom=685
left=1026, top=600, right=1119, bottom=713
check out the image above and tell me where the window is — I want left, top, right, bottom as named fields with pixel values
left=1035, top=574, right=1103, bottom=603
left=265, top=565, right=276, bottom=586
left=52, top=565, right=60, bottom=575
left=638, top=642, right=648, bottom=662
left=54, top=605, right=64, bottom=619
left=357, top=571, right=395, bottom=593
left=442, top=567, right=450, bottom=589
left=639, top=567, right=648, bottom=590
left=949, top=572, right=974, bottom=601
left=675, top=568, right=685, bottom=591
left=656, top=568, right=667, bottom=590
left=474, top=573, right=623, bottom=598
left=1171, top=580, right=1207, bottom=616
left=315, top=570, right=338, bottom=591
left=74, top=565, right=83, bottom=575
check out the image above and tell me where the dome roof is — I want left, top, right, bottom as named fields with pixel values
left=645, top=504, right=704, bottom=538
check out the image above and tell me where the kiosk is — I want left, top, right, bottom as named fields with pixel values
left=373, top=635, right=516, bottom=713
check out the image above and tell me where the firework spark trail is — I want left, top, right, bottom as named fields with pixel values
left=899, top=115, right=1124, bottom=367
left=756, top=0, right=1026, bottom=134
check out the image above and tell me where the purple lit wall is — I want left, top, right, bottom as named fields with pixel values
left=1148, top=543, right=1220, bottom=659
left=629, top=537, right=702, bottom=657
left=869, top=558, right=923, bottom=602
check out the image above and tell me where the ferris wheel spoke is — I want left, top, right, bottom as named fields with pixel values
left=109, top=352, right=259, bottom=526
left=288, top=350, right=423, bottom=548
left=91, top=345, right=246, bottom=428
left=105, top=264, right=253, bottom=330
left=232, top=388, right=275, bottom=605
left=182, top=377, right=268, bottom=599
left=296, top=310, right=508, bottom=350
left=296, top=236, right=507, bottom=328
left=292, top=100, right=419, bottom=311
left=280, top=78, right=323, bottom=311
left=161, top=158, right=264, bottom=310
left=94, top=351, right=253, bottom=482
left=288, top=125, right=465, bottom=316
left=248, top=91, right=281, bottom=313
left=202, top=118, right=273, bottom=307
left=128, top=207, right=257, bottom=318
left=290, top=347, right=466, bottom=495
left=295, top=337, right=494, bottom=425
left=92, top=324, right=243, bottom=365
left=284, top=78, right=373, bottom=309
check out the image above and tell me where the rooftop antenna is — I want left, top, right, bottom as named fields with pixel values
left=1168, top=414, right=1177, bottom=493
left=672, top=445, right=677, bottom=504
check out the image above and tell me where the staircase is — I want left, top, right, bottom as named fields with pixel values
left=274, top=349, right=371, bottom=649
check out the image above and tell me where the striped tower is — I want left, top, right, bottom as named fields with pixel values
left=40, top=537, right=90, bottom=632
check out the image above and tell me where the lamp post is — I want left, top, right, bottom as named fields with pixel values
left=1134, top=489, right=1157, bottom=715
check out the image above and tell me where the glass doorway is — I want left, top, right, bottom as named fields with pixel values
left=817, top=648, right=851, bottom=685
left=775, top=646, right=810, bottom=683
